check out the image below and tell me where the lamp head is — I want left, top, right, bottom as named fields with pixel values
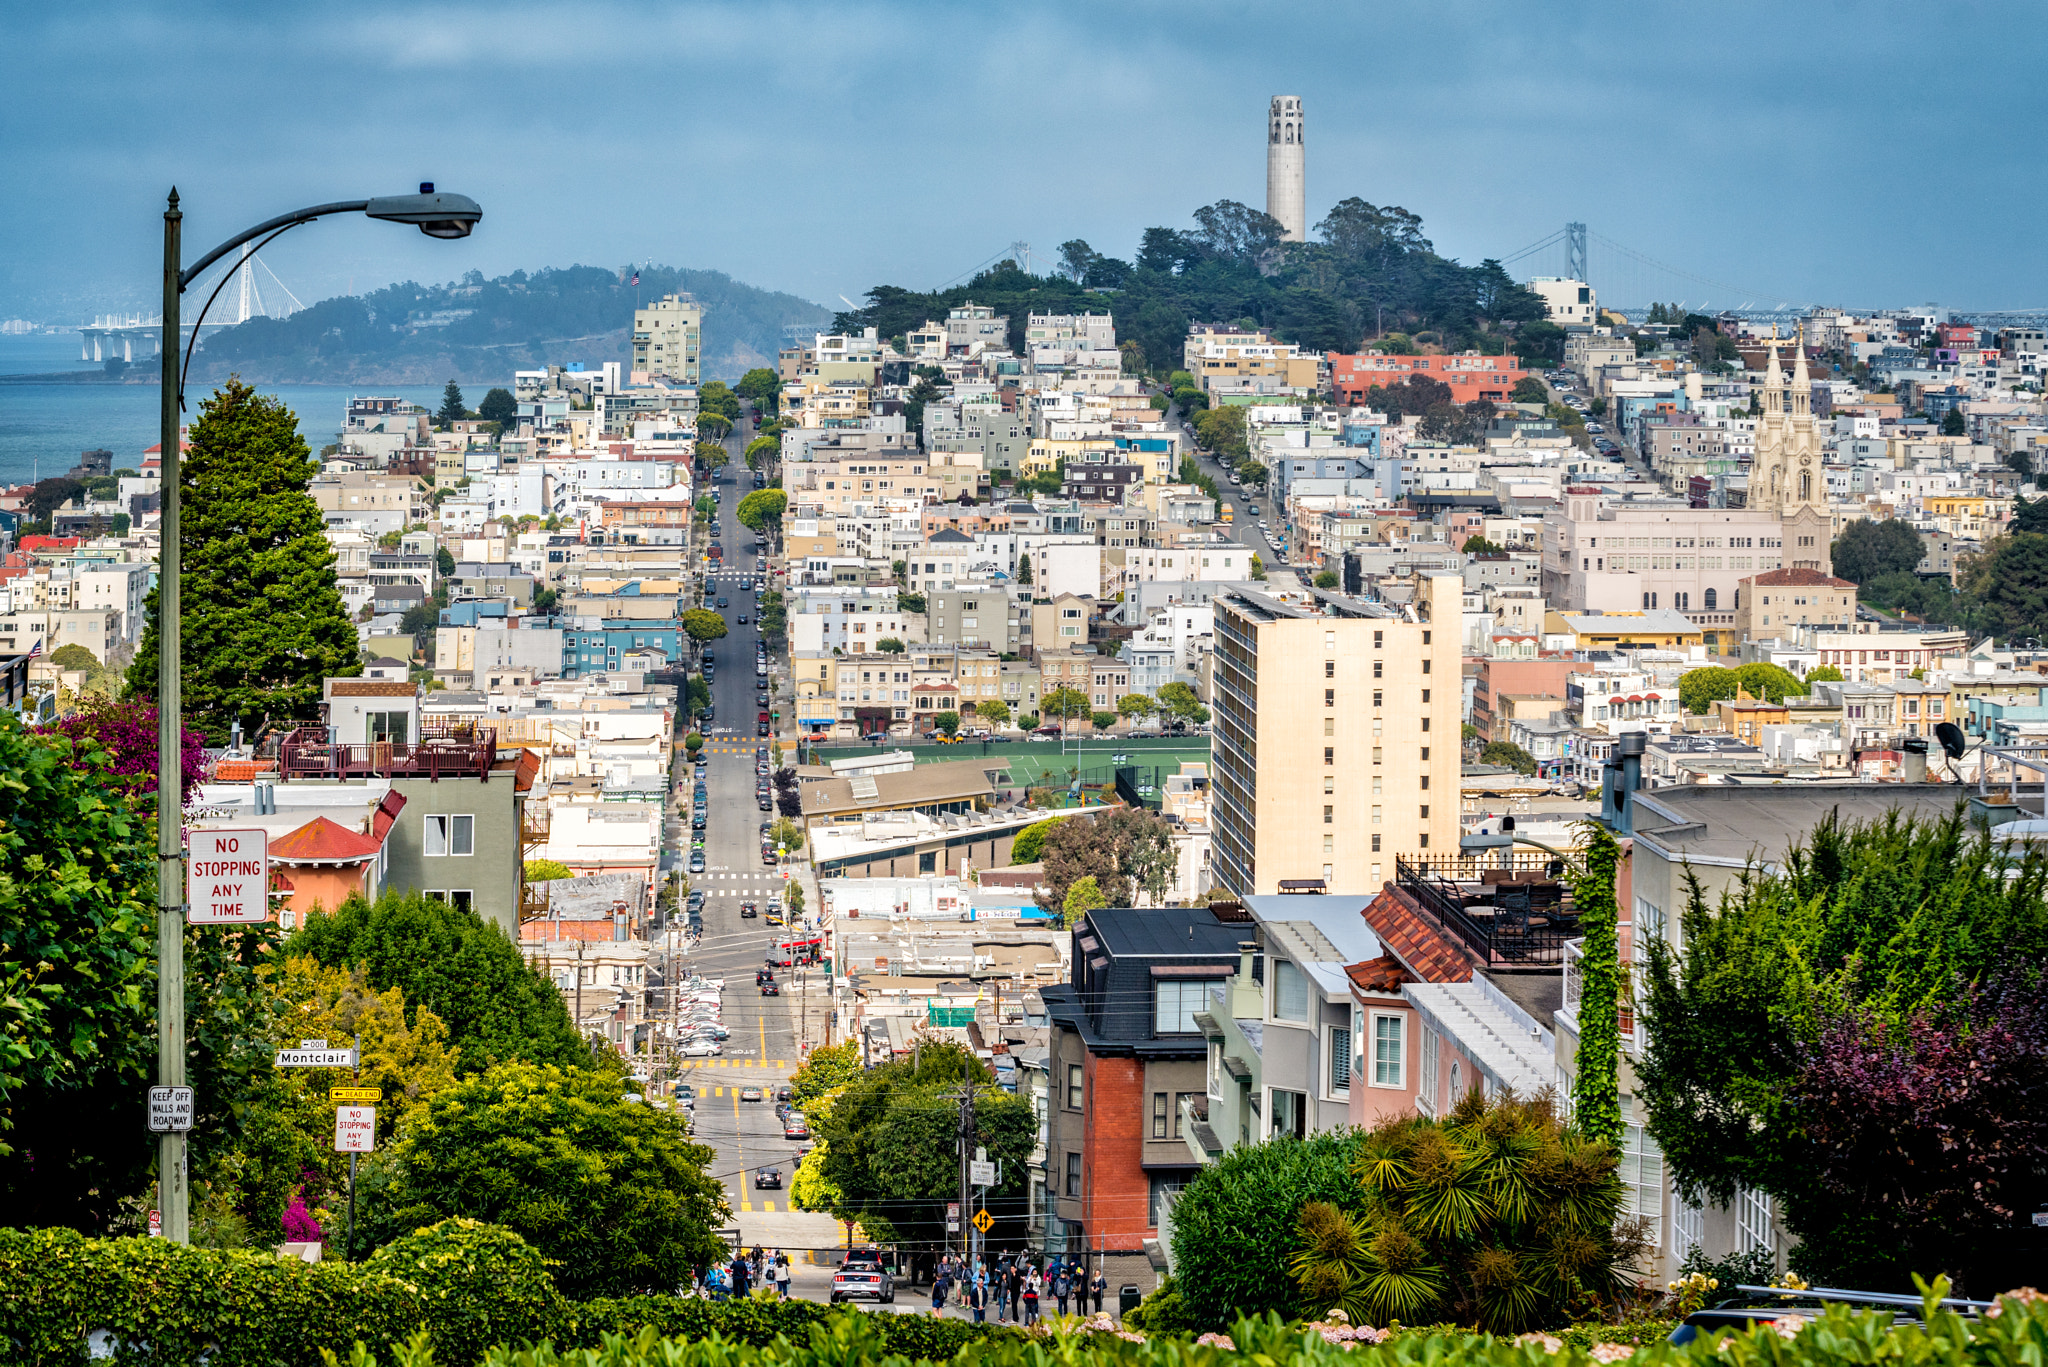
left=365, top=185, right=482, bottom=239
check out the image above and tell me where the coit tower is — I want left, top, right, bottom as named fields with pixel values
left=1266, top=95, right=1305, bottom=242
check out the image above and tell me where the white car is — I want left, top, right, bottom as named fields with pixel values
left=678, top=1039, right=723, bottom=1057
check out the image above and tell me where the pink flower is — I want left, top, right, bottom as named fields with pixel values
left=1588, top=1344, right=1635, bottom=1362
left=1196, top=1333, right=1236, bottom=1350
left=1515, top=1333, right=1564, bottom=1353
left=1989, top=1287, right=2044, bottom=1318
left=1770, top=1314, right=1808, bottom=1339
left=280, top=1195, right=322, bottom=1242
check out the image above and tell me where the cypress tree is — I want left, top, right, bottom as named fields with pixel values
left=127, top=379, right=360, bottom=739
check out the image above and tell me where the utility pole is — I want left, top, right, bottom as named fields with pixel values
left=574, top=937, right=586, bottom=1039
left=956, top=1080, right=976, bottom=1263
left=154, top=190, right=188, bottom=1245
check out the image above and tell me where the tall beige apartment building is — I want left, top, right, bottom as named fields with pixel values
left=1210, top=576, right=1463, bottom=896
left=632, top=293, right=702, bottom=384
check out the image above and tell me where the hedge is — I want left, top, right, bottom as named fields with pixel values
left=0, top=1225, right=1015, bottom=1366
left=361, top=1294, right=2048, bottom=1367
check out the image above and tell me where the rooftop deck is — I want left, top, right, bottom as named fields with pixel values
left=279, top=720, right=500, bottom=781
left=1393, top=852, right=1580, bottom=969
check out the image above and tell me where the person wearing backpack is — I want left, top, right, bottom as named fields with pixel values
left=1022, top=1266, right=1041, bottom=1325
left=1053, top=1264, right=1071, bottom=1315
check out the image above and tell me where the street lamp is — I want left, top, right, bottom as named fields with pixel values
left=154, top=184, right=480, bottom=1244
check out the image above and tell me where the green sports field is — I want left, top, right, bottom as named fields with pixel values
left=801, top=736, right=1212, bottom=792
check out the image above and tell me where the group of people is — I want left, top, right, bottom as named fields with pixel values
left=699, top=1247, right=794, bottom=1300
left=927, top=1254, right=1105, bottom=1325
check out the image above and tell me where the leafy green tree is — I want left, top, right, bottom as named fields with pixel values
left=696, top=411, right=733, bottom=441
left=735, top=488, right=786, bottom=535
left=1037, top=804, right=1178, bottom=911
left=974, top=697, right=1010, bottom=728
left=1479, top=740, right=1537, bottom=774
left=1115, top=692, right=1157, bottom=721
left=1286, top=1092, right=1634, bottom=1332
left=680, top=608, right=728, bottom=645
left=787, top=1039, right=862, bottom=1109
left=1008, top=814, right=1071, bottom=865
left=286, top=889, right=590, bottom=1075
left=734, top=367, right=781, bottom=408
left=931, top=710, right=959, bottom=736
left=1041, top=685, right=1089, bottom=722
left=743, top=435, right=778, bottom=469
left=1250, top=553, right=1267, bottom=581
left=1171, top=1129, right=1369, bottom=1328
left=1090, top=709, right=1118, bottom=729
left=435, top=380, right=467, bottom=427
left=1805, top=664, right=1845, bottom=683
left=1461, top=534, right=1506, bottom=554
left=1959, top=532, right=2048, bottom=642
left=896, top=590, right=926, bottom=614
left=1509, top=376, right=1550, bottom=405
left=475, top=387, right=517, bottom=430
left=813, top=1042, right=1032, bottom=1246
left=1158, top=680, right=1210, bottom=725
left=1062, top=874, right=1109, bottom=926
left=1941, top=406, right=1967, bottom=436
left=355, top=1062, right=726, bottom=1295
left=523, top=859, right=573, bottom=882
left=1830, top=517, right=1925, bottom=583
left=1194, top=405, right=1250, bottom=462
left=49, top=643, right=98, bottom=672
left=697, top=380, right=741, bottom=422
left=1638, top=808, right=2048, bottom=1289
left=436, top=546, right=456, bottom=576
left=874, top=637, right=905, bottom=653
left=1313, top=569, right=1340, bottom=589
left=694, top=442, right=728, bottom=473
left=125, top=380, right=361, bottom=740
left=1676, top=661, right=1805, bottom=713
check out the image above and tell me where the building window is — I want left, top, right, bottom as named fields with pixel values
left=1620, top=1122, right=1665, bottom=1243
left=423, top=814, right=474, bottom=857
left=1155, top=980, right=1206, bottom=1034
left=1330, top=1025, right=1351, bottom=1093
left=1153, top=1091, right=1169, bottom=1138
left=1269, top=1088, right=1307, bottom=1139
left=1147, top=1176, right=1186, bottom=1228
left=1066, top=1063, right=1084, bottom=1110
left=368, top=710, right=409, bottom=743
left=1372, top=1014, right=1405, bottom=1087
left=1065, top=1151, right=1082, bottom=1197
left=1273, top=960, right=1308, bottom=1021
left=1418, top=1024, right=1440, bottom=1116
left=1736, top=1184, right=1775, bottom=1255
left=1174, top=1092, right=1194, bottom=1139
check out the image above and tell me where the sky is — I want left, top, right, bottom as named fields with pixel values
left=7, top=0, right=2048, bottom=323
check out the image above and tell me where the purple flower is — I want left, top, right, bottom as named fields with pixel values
left=281, top=1195, right=323, bottom=1242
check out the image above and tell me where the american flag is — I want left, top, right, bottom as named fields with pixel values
left=631, top=269, right=640, bottom=287
left=26, top=638, right=41, bottom=657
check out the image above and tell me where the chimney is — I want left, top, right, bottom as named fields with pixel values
left=1601, top=732, right=1647, bottom=834
left=1902, top=736, right=1929, bottom=784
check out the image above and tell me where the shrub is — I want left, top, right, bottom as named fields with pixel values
left=363, top=1220, right=562, bottom=1364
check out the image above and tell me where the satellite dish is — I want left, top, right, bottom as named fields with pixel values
left=1934, top=722, right=1966, bottom=761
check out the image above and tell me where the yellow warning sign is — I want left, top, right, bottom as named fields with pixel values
left=972, top=1209, right=994, bottom=1233
left=330, top=1086, right=383, bottom=1104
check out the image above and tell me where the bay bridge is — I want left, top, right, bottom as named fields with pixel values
left=1499, top=221, right=2048, bottom=330
left=77, top=244, right=303, bottom=362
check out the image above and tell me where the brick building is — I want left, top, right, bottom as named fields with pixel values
left=1040, top=904, right=1247, bottom=1290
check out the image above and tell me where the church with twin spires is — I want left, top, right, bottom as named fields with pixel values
left=1752, top=330, right=1834, bottom=571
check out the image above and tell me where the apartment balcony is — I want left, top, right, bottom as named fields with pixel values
left=1393, top=852, right=1579, bottom=969
left=1180, top=1093, right=1221, bottom=1165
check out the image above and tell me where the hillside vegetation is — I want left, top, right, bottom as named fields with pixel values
left=193, top=264, right=831, bottom=385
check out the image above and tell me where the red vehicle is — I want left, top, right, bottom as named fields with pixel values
left=765, top=936, right=824, bottom=968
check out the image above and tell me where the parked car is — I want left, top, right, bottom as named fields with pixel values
left=740, top=901, right=758, bottom=918
left=688, top=852, right=705, bottom=872
left=774, top=1085, right=793, bottom=1102
left=678, top=1039, right=722, bottom=1057
left=757, top=796, right=771, bottom=811
left=783, top=1113, right=810, bottom=1139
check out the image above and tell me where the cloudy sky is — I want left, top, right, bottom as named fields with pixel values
left=7, top=0, right=2047, bottom=320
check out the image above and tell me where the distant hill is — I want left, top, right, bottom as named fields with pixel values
left=191, top=263, right=831, bottom=385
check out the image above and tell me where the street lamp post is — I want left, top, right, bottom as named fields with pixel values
left=153, top=184, right=479, bottom=1242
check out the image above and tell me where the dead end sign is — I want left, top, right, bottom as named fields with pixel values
left=187, top=828, right=269, bottom=925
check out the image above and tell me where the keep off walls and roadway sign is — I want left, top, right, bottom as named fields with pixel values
left=186, top=827, right=269, bottom=925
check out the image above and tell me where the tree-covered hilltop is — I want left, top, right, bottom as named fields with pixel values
left=193, top=263, right=833, bottom=385
left=836, top=198, right=1561, bottom=373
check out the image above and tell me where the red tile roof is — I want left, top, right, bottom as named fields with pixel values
left=1745, top=567, right=1855, bottom=588
left=270, top=816, right=383, bottom=865
left=1363, top=885, right=1474, bottom=984
left=1344, top=954, right=1415, bottom=996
